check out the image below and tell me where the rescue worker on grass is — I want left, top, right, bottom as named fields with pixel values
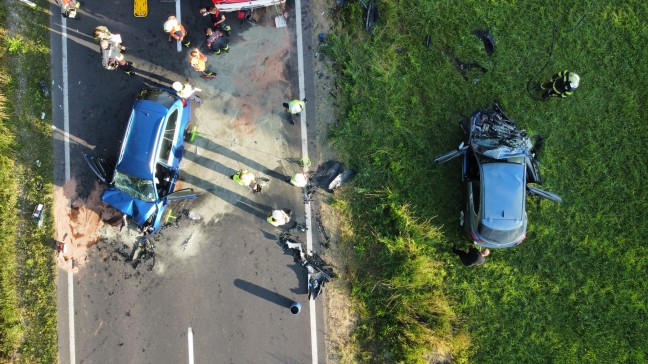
left=230, top=169, right=261, bottom=193
left=541, top=70, right=580, bottom=99
left=189, top=48, right=216, bottom=77
left=267, top=209, right=291, bottom=227
left=164, top=16, right=191, bottom=47
left=205, top=27, right=229, bottom=55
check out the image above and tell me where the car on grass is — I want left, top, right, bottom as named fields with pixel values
left=434, top=104, right=561, bottom=249
left=84, top=87, right=197, bottom=234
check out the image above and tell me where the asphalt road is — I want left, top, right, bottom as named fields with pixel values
left=51, top=0, right=325, bottom=363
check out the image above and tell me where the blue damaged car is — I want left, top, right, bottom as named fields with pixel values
left=84, top=87, right=197, bottom=234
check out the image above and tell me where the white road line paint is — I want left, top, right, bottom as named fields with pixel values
left=176, top=0, right=182, bottom=52
left=62, top=16, right=75, bottom=364
left=188, top=327, right=195, bottom=364
left=294, top=0, right=318, bottom=362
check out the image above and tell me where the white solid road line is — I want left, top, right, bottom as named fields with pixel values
left=61, top=16, right=76, bottom=364
left=188, top=327, right=195, bottom=364
left=176, top=0, right=182, bottom=52
left=294, top=0, right=319, bottom=362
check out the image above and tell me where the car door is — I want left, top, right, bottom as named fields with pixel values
left=434, top=142, right=468, bottom=164
left=166, top=188, right=198, bottom=201
left=526, top=185, right=562, bottom=203
left=82, top=151, right=114, bottom=184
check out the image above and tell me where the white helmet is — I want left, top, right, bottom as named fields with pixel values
left=164, top=17, right=178, bottom=32
left=569, top=73, right=580, bottom=88
left=172, top=82, right=183, bottom=92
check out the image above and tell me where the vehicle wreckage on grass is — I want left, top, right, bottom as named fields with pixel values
left=435, top=104, right=561, bottom=249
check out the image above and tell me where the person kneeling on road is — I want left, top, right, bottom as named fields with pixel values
left=288, top=172, right=308, bottom=187
left=267, top=209, right=292, bottom=227
left=230, top=169, right=261, bottom=193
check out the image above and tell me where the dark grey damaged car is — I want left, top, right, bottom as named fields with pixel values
left=435, top=105, right=562, bottom=249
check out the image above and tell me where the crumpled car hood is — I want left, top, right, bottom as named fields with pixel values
left=101, top=188, right=157, bottom=226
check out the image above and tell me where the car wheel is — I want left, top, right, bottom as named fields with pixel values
left=459, top=211, right=465, bottom=227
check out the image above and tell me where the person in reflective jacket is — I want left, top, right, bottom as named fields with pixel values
left=541, top=70, right=580, bottom=99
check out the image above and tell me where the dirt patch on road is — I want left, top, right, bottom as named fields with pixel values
left=54, top=180, right=124, bottom=272
left=232, top=40, right=291, bottom=134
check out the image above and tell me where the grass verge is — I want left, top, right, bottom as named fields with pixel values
left=0, top=0, right=57, bottom=362
left=324, top=0, right=647, bottom=362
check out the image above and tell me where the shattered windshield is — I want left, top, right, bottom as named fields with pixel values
left=471, top=109, right=533, bottom=160
left=113, top=170, right=156, bottom=202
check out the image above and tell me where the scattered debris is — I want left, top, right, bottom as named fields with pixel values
left=277, top=233, right=336, bottom=301
left=474, top=28, right=496, bottom=55
left=327, top=168, right=355, bottom=191
left=39, top=79, right=50, bottom=98
left=32, top=203, right=44, bottom=220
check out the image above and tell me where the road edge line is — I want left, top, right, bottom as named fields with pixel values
left=294, top=0, right=319, bottom=362
left=175, top=0, right=182, bottom=52
left=61, top=16, right=76, bottom=364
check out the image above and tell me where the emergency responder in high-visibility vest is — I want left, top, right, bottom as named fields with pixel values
left=283, top=98, right=307, bottom=115
left=172, top=82, right=203, bottom=104
left=164, top=16, right=191, bottom=47
left=289, top=173, right=308, bottom=187
left=230, top=170, right=261, bottom=193
left=59, top=0, right=81, bottom=19
left=541, top=70, right=580, bottom=99
left=189, top=48, right=216, bottom=77
left=267, top=209, right=291, bottom=226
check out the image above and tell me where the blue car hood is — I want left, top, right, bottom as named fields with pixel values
left=101, top=188, right=157, bottom=226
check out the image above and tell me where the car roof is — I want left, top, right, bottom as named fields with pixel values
left=115, top=99, right=171, bottom=179
left=481, top=162, right=525, bottom=225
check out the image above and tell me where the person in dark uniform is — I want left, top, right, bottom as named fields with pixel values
left=541, top=70, right=580, bottom=99
left=452, top=246, right=490, bottom=267
left=200, top=6, right=231, bottom=36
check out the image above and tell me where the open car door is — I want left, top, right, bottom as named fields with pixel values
left=526, top=185, right=562, bottom=203
left=82, top=152, right=114, bottom=185
left=434, top=142, right=468, bottom=164
left=166, top=188, right=198, bottom=201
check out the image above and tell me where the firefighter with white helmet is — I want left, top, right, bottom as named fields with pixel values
left=172, top=82, right=203, bottom=104
left=541, top=70, right=580, bottom=99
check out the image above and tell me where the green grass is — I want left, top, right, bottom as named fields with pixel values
left=325, top=0, right=647, bottom=362
left=0, top=0, right=57, bottom=362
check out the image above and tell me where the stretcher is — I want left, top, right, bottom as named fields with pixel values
left=134, top=0, right=148, bottom=17
left=211, top=0, right=285, bottom=12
